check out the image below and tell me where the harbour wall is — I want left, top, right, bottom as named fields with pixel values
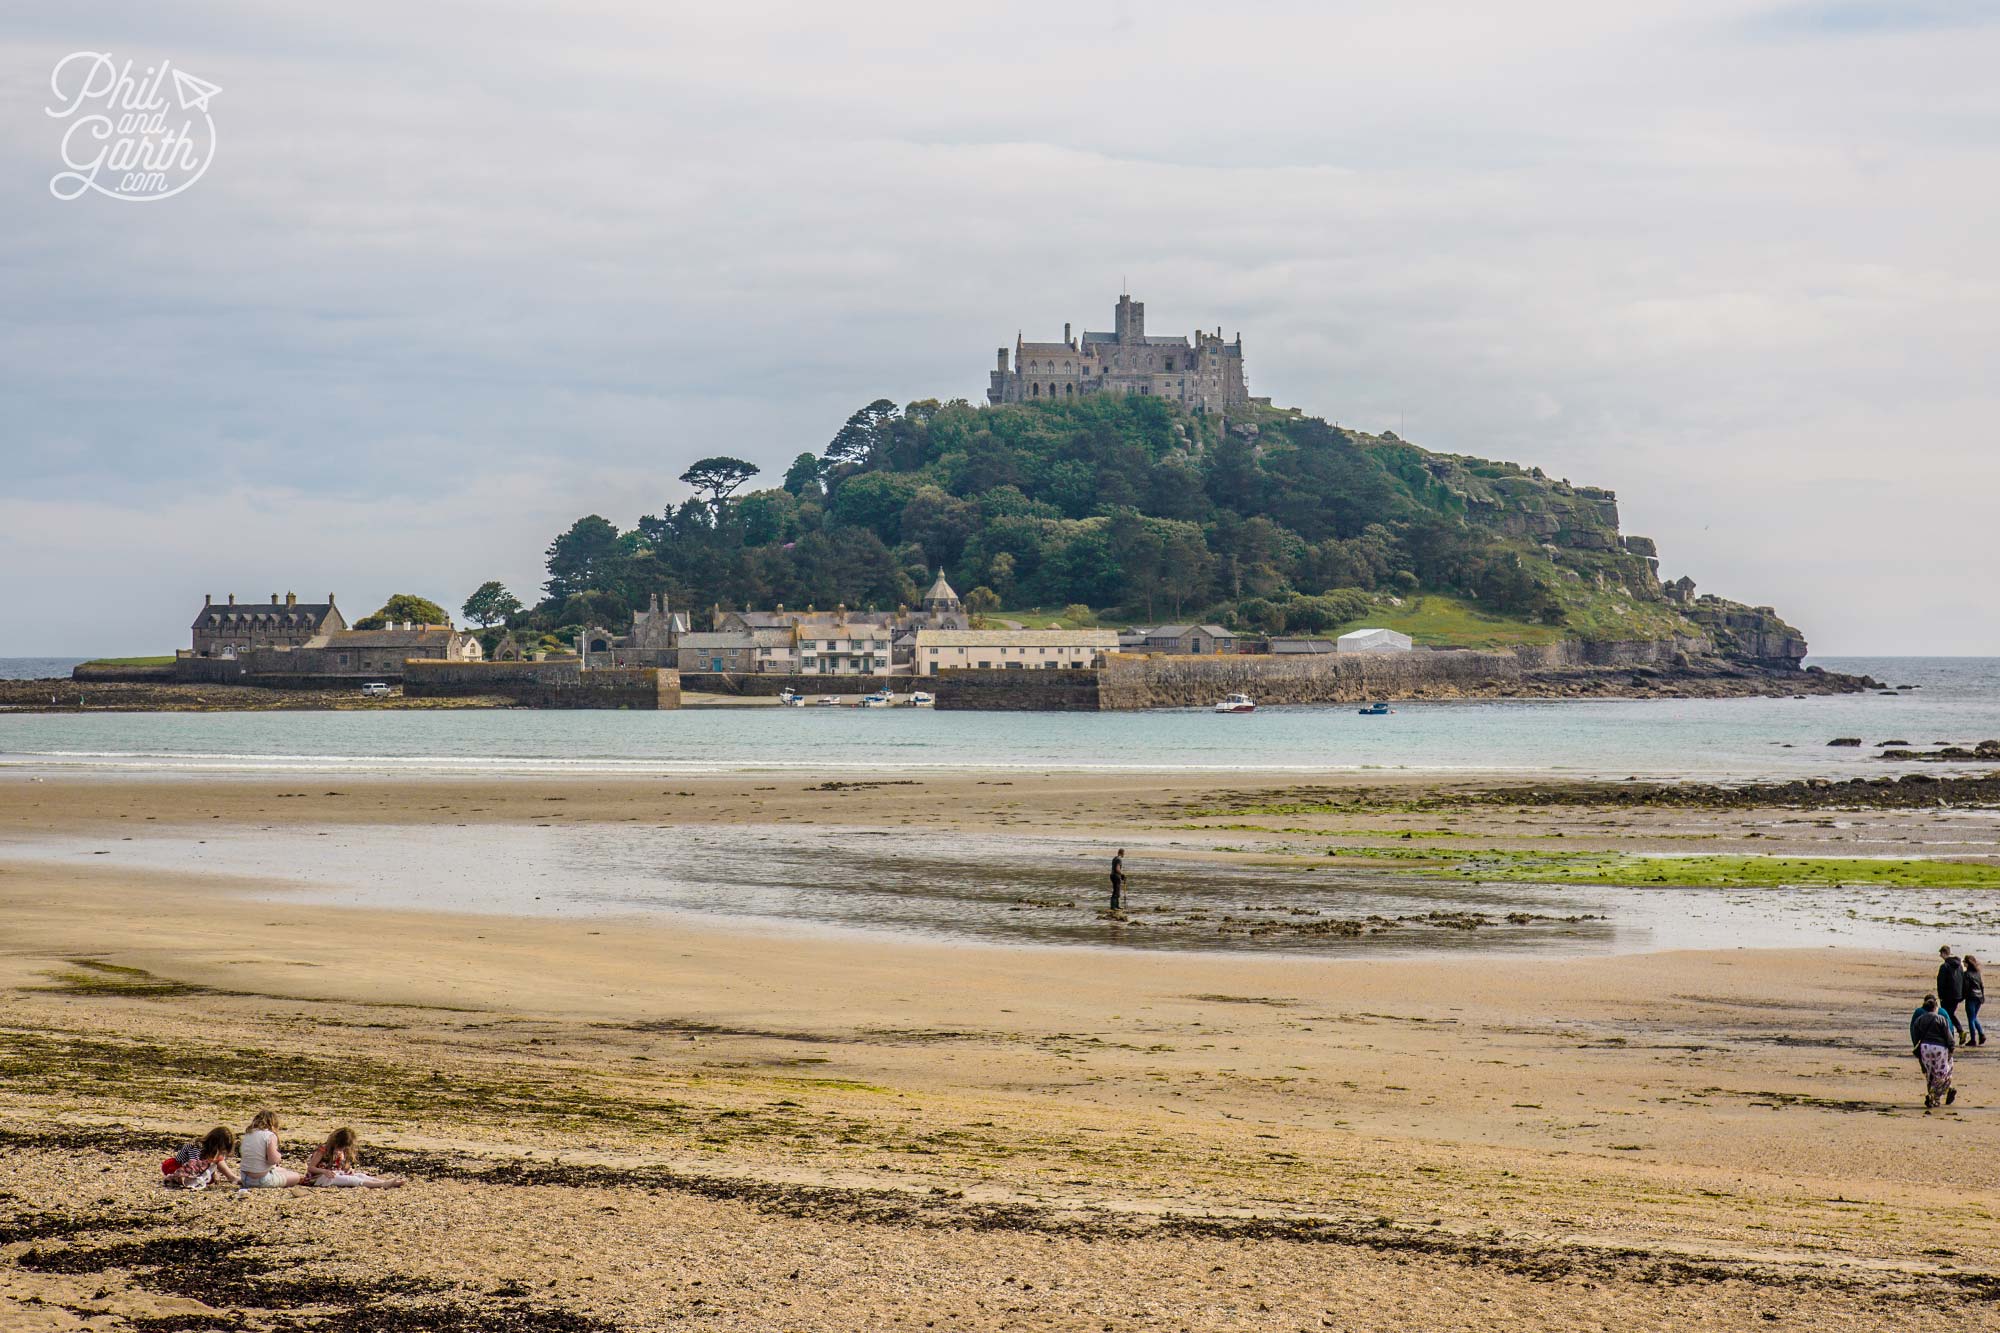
left=931, top=669, right=1104, bottom=711
left=71, top=663, right=179, bottom=683
left=936, top=638, right=1765, bottom=711
left=404, top=661, right=680, bottom=709
left=680, top=672, right=883, bottom=697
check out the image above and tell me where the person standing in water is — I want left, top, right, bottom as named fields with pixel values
left=1938, top=946, right=1968, bottom=1040
left=1911, top=994, right=1958, bottom=1110
left=1108, top=849, right=1126, bottom=912
left=1966, top=956, right=1987, bottom=1047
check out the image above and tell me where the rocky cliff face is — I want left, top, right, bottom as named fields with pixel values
left=1684, top=598, right=1809, bottom=668
left=1382, top=441, right=1809, bottom=668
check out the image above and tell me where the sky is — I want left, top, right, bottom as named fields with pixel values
left=2, top=1, right=1996, bottom=657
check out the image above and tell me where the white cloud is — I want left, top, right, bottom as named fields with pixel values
left=0, top=0, right=1995, bottom=654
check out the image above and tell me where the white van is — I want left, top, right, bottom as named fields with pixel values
left=359, top=682, right=392, bottom=697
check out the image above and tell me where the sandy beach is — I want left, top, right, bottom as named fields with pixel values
left=4, top=770, right=1998, bottom=1330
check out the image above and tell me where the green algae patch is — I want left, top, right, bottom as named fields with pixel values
left=26, top=959, right=222, bottom=1000
left=1369, top=848, right=2000, bottom=889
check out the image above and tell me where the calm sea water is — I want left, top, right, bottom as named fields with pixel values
left=0, top=656, right=1993, bottom=781
left=0, top=658, right=85, bottom=680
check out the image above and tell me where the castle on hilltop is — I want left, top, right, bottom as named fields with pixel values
left=988, top=294, right=1251, bottom=413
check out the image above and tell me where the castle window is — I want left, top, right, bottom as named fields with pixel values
left=1031, top=382, right=1040, bottom=397
left=1064, top=383, right=1073, bottom=395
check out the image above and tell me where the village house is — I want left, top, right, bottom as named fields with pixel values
left=579, top=593, right=689, bottom=667
left=749, top=626, right=798, bottom=673
left=912, top=629, right=1119, bottom=676
left=1120, top=623, right=1240, bottom=655
left=189, top=593, right=344, bottom=657
left=313, top=624, right=484, bottom=675
left=798, top=620, right=897, bottom=675
left=675, top=631, right=758, bottom=674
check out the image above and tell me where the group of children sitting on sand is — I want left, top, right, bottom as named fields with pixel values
left=161, top=1110, right=405, bottom=1191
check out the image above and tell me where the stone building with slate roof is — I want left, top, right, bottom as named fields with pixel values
left=190, top=592, right=344, bottom=657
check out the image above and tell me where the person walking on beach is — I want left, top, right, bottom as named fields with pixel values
left=1108, top=848, right=1126, bottom=913
left=1938, top=946, right=1967, bottom=1040
left=1911, top=994, right=1958, bottom=1110
left=1966, top=956, right=1987, bottom=1047
left=238, top=1110, right=305, bottom=1188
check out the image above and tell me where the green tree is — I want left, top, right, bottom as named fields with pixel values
left=680, top=457, right=760, bottom=513
left=461, top=581, right=522, bottom=627
left=1061, top=603, right=1095, bottom=626
left=826, top=399, right=898, bottom=463
left=354, top=593, right=451, bottom=630
left=964, top=585, right=1001, bottom=616
left=544, top=515, right=623, bottom=601
left=782, top=452, right=823, bottom=495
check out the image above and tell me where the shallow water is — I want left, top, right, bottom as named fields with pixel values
left=9, top=820, right=1998, bottom=960
left=1, top=657, right=1995, bottom=781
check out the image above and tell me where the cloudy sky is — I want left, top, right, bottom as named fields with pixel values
left=3, top=1, right=1996, bottom=656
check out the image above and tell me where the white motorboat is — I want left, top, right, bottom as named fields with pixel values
left=814, top=695, right=840, bottom=707
left=1213, top=692, right=1256, bottom=714
left=906, top=690, right=935, bottom=707
left=858, top=691, right=893, bottom=708
left=778, top=690, right=806, bottom=707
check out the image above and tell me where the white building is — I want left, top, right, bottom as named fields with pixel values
left=798, top=621, right=896, bottom=675
left=913, top=629, right=1119, bottom=676
left=1336, top=627, right=1414, bottom=654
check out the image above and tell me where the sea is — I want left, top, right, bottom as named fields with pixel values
left=0, top=656, right=1994, bottom=781
left=2, top=655, right=1997, bottom=958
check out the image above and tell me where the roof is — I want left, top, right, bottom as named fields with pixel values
left=193, top=599, right=335, bottom=630
left=924, top=570, right=959, bottom=603
left=320, top=627, right=460, bottom=649
left=748, top=627, right=796, bottom=647
left=1270, top=637, right=1338, bottom=654
left=1141, top=624, right=1235, bottom=640
left=915, top=629, right=1119, bottom=648
left=1337, top=627, right=1412, bottom=643
left=1017, top=341, right=1074, bottom=354
left=797, top=622, right=893, bottom=641
left=677, top=632, right=755, bottom=650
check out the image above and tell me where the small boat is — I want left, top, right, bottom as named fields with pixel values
left=1357, top=702, right=1394, bottom=715
left=814, top=695, right=839, bottom=707
left=906, top=690, right=935, bottom=708
left=778, top=690, right=806, bottom=707
left=858, top=690, right=893, bottom=708
left=1213, top=693, right=1256, bottom=714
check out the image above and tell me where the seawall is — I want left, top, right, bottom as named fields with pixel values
left=404, top=661, right=680, bottom=709
left=934, top=640, right=1846, bottom=711
left=680, top=672, right=881, bottom=697
left=931, top=669, right=1104, bottom=711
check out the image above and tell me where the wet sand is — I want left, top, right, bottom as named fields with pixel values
left=3, top=770, right=1997, bottom=1330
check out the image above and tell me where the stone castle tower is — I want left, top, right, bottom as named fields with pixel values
left=988, top=294, right=1249, bottom=414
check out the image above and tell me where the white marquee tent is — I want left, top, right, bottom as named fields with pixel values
left=1336, top=627, right=1413, bottom=654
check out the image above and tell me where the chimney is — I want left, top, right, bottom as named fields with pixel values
left=996, top=347, right=1008, bottom=373
left=227, top=593, right=235, bottom=605
left=286, top=592, right=297, bottom=607
left=1064, top=321, right=1072, bottom=344
left=328, top=593, right=335, bottom=605
left=204, top=593, right=212, bottom=606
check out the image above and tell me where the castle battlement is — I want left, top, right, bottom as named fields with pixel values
left=988, top=294, right=1248, bottom=413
